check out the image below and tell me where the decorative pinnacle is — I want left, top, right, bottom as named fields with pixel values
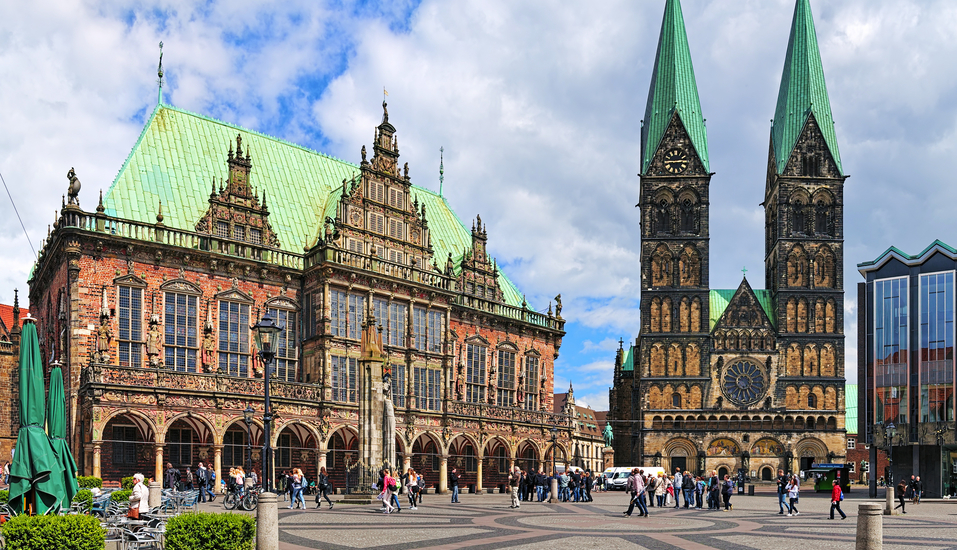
left=439, top=146, right=444, bottom=197
left=96, top=189, right=105, bottom=213
left=157, top=41, right=164, bottom=105
left=156, top=200, right=164, bottom=224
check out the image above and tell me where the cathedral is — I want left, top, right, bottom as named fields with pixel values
left=609, top=0, right=847, bottom=480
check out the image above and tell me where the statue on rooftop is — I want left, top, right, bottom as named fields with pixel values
left=67, top=167, right=81, bottom=206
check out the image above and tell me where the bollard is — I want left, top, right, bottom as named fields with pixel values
left=884, top=486, right=893, bottom=516
left=148, top=481, right=161, bottom=510
left=549, top=477, right=558, bottom=503
left=856, top=503, right=882, bottom=550
left=257, top=492, right=278, bottom=550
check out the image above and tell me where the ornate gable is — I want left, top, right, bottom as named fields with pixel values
left=454, top=215, right=503, bottom=303
left=779, top=113, right=843, bottom=179
left=194, top=134, right=281, bottom=249
left=645, top=111, right=709, bottom=178
left=712, top=277, right=776, bottom=353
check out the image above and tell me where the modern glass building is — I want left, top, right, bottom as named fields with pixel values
left=858, top=240, right=957, bottom=497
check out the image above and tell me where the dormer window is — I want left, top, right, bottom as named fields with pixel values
left=388, top=188, right=404, bottom=209
left=216, top=221, right=229, bottom=239
left=250, top=228, right=262, bottom=245
left=233, top=226, right=245, bottom=241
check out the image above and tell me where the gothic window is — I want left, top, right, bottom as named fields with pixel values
left=766, top=206, right=777, bottom=250
left=651, top=245, right=673, bottom=287
left=427, top=310, right=444, bottom=353
left=672, top=393, right=682, bottom=408
left=267, top=307, right=298, bottom=382
left=117, top=286, right=143, bottom=368
left=825, top=299, right=836, bottom=333
left=821, top=345, right=836, bottom=377
left=686, top=344, right=700, bottom=376
left=814, top=247, right=836, bottom=288
left=668, top=343, right=683, bottom=376
left=655, top=198, right=672, bottom=234
left=679, top=198, right=697, bottom=233
left=787, top=246, right=808, bottom=287
left=651, top=298, right=661, bottom=332
left=786, top=298, right=797, bottom=333
left=814, top=200, right=831, bottom=235
left=331, top=355, right=357, bottom=403
left=497, top=349, right=517, bottom=407
left=412, top=307, right=427, bottom=350
left=797, top=299, right=809, bottom=333
left=679, top=246, right=700, bottom=287
left=651, top=344, right=665, bottom=377
left=413, top=367, right=441, bottom=411
left=679, top=298, right=690, bottom=332
left=662, top=297, right=673, bottom=332
left=388, top=302, right=407, bottom=347
left=787, top=344, right=801, bottom=377
left=691, top=298, right=701, bottom=332
left=218, top=301, right=249, bottom=377
left=165, top=292, right=198, bottom=373
left=465, top=344, right=487, bottom=403
left=791, top=199, right=808, bottom=235
left=803, top=345, right=819, bottom=376
left=802, top=154, right=820, bottom=177
left=524, top=355, right=540, bottom=411
left=807, top=393, right=817, bottom=409
left=392, top=363, right=406, bottom=407
left=815, top=299, right=825, bottom=333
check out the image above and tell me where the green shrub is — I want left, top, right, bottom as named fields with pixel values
left=165, top=512, right=256, bottom=550
left=77, top=476, right=102, bottom=489
left=121, top=476, right=135, bottom=490
left=72, top=489, right=93, bottom=511
left=2, top=514, right=104, bottom=550
left=0, top=490, right=8, bottom=504
left=110, top=489, right=132, bottom=502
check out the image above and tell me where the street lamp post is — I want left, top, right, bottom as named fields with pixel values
left=549, top=427, right=559, bottom=503
left=243, top=406, right=254, bottom=476
left=252, top=312, right=283, bottom=493
left=882, top=422, right=896, bottom=515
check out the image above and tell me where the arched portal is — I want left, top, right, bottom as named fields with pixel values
left=101, top=411, right=155, bottom=482
left=221, top=419, right=264, bottom=475
left=275, top=423, right=319, bottom=482
left=483, top=438, right=511, bottom=489
left=517, top=441, right=539, bottom=473
left=327, top=428, right=358, bottom=489
left=447, top=435, right=479, bottom=488
left=412, top=433, right=442, bottom=490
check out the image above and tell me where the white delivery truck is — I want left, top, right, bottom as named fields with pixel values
left=603, top=466, right=667, bottom=490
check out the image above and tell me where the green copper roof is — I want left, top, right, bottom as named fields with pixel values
left=857, top=239, right=957, bottom=272
left=772, top=0, right=843, bottom=175
left=104, top=103, right=526, bottom=307
left=621, top=344, right=636, bottom=372
left=641, top=0, right=709, bottom=175
left=709, top=287, right=776, bottom=330
left=845, top=383, right=857, bottom=434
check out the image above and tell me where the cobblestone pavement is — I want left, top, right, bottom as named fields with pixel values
left=201, top=489, right=957, bottom=549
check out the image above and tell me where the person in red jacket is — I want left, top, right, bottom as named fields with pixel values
left=829, top=480, right=846, bottom=520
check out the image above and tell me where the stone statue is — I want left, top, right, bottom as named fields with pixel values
left=202, top=324, right=217, bottom=372
left=383, top=381, right=396, bottom=469
left=95, top=315, right=112, bottom=363
left=455, top=362, right=466, bottom=401
left=403, top=162, right=409, bottom=179
left=67, top=167, right=81, bottom=205
left=487, top=364, right=497, bottom=404
left=361, top=145, right=367, bottom=163
left=602, top=423, right=614, bottom=447
left=145, top=314, right=163, bottom=368
left=554, top=294, right=563, bottom=318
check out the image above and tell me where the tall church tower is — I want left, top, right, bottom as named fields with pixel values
left=631, top=0, right=712, bottom=465
left=765, top=0, right=846, bottom=443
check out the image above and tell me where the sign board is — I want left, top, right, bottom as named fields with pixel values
left=811, top=463, right=844, bottom=468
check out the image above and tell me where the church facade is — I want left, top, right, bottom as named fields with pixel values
left=27, top=100, right=567, bottom=492
left=609, top=0, right=847, bottom=480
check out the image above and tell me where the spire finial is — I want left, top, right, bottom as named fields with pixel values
left=742, top=266, right=748, bottom=278
left=156, top=200, right=164, bottom=224
left=96, top=189, right=105, bottom=213
left=439, top=146, right=445, bottom=197
left=157, top=41, right=164, bottom=105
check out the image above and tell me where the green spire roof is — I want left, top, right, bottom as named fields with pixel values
left=103, top=103, right=525, bottom=307
left=772, top=0, right=843, bottom=175
left=641, top=0, right=709, bottom=175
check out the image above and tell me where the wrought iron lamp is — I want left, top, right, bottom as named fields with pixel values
left=243, top=406, right=254, bottom=474
left=252, top=311, right=283, bottom=492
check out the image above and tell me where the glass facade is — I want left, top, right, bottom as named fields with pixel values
left=874, top=277, right=908, bottom=424
left=920, top=272, right=954, bottom=423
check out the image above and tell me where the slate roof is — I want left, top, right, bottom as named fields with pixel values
left=709, top=287, right=776, bottom=331
left=103, top=103, right=526, bottom=307
left=640, top=0, right=709, bottom=175
left=771, top=0, right=843, bottom=175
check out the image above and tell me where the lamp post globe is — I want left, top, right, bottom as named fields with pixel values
left=252, top=311, right=284, bottom=493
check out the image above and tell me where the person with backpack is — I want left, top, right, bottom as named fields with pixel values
left=405, top=468, right=419, bottom=510
left=315, top=466, right=335, bottom=510
left=786, top=474, right=801, bottom=516
left=184, top=467, right=194, bottom=490
left=721, top=474, right=734, bottom=511
left=197, top=462, right=215, bottom=503
left=829, top=479, right=846, bottom=520
left=682, top=470, right=695, bottom=508
left=164, top=462, right=181, bottom=490
left=379, top=469, right=396, bottom=514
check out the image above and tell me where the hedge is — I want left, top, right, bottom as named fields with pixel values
left=72, top=489, right=93, bottom=511
left=110, top=489, right=132, bottom=502
left=165, top=512, right=256, bottom=550
left=77, top=476, right=102, bottom=489
left=2, top=514, right=104, bottom=550
left=121, top=476, right=135, bottom=490
left=0, top=490, right=7, bottom=504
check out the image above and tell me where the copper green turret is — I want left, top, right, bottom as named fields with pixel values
left=771, top=0, right=843, bottom=175
left=640, top=0, right=709, bottom=175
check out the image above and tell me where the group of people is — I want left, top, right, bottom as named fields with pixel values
left=378, top=467, right=425, bottom=514
left=893, top=474, right=924, bottom=514
left=164, top=462, right=217, bottom=502
left=623, top=468, right=737, bottom=517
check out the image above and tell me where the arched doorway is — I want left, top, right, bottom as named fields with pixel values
left=411, top=434, right=442, bottom=491
left=327, top=428, right=357, bottom=490
left=275, top=423, right=319, bottom=485
left=102, top=412, right=155, bottom=482
left=718, top=466, right=729, bottom=479
left=447, top=435, right=478, bottom=489
left=516, top=441, right=539, bottom=473
left=761, top=467, right=773, bottom=481
left=483, top=438, right=511, bottom=489
left=222, top=419, right=263, bottom=478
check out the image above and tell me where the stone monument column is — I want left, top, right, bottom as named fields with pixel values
left=358, top=315, right=387, bottom=485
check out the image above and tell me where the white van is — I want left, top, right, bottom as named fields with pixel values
left=603, top=467, right=667, bottom=490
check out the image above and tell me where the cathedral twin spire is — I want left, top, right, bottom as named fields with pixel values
left=642, top=0, right=840, bottom=175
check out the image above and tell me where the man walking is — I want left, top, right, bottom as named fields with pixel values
left=673, top=468, right=683, bottom=508
left=776, top=469, right=788, bottom=514
left=197, top=462, right=215, bottom=503
left=164, top=462, right=181, bottom=490
left=829, top=479, right=846, bottom=520
left=508, top=466, right=521, bottom=509
left=682, top=470, right=694, bottom=508
left=622, top=468, right=649, bottom=517
left=449, top=468, right=460, bottom=503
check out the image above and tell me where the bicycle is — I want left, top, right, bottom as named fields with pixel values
left=223, top=487, right=242, bottom=510
left=239, top=486, right=263, bottom=511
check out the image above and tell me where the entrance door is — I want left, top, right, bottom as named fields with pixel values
left=718, top=466, right=729, bottom=479
left=671, top=457, right=687, bottom=473
left=800, top=457, right=814, bottom=474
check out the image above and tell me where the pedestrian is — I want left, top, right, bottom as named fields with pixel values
left=388, top=469, right=403, bottom=512
left=622, top=468, right=649, bottom=517
left=776, top=469, right=788, bottom=515
left=379, top=469, right=396, bottom=514
left=829, top=479, right=846, bottom=520
left=914, top=476, right=923, bottom=504
left=184, top=467, right=194, bottom=490
left=583, top=471, right=593, bottom=502
left=285, top=470, right=295, bottom=503
left=673, top=468, right=683, bottom=508
left=721, top=474, right=733, bottom=511
left=164, top=462, right=181, bottom=490
left=128, top=473, right=150, bottom=519
left=405, top=468, right=418, bottom=510
left=665, top=475, right=675, bottom=506
left=695, top=476, right=705, bottom=508
left=416, top=471, right=424, bottom=506
left=709, top=471, right=720, bottom=511
left=682, top=470, right=695, bottom=508
left=536, top=470, right=546, bottom=502
left=559, top=470, right=570, bottom=501
left=646, top=473, right=657, bottom=507
left=449, top=468, right=460, bottom=503
left=655, top=473, right=666, bottom=507
left=893, top=479, right=907, bottom=514
left=786, top=474, right=800, bottom=516
left=315, top=466, right=335, bottom=509
left=508, top=466, right=521, bottom=509
left=288, top=468, right=306, bottom=510
left=2, top=462, right=9, bottom=486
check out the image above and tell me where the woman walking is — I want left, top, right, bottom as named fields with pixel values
left=893, top=479, right=907, bottom=514
left=406, top=468, right=419, bottom=510
left=288, top=468, right=306, bottom=510
left=655, top=473, right=666, bottom=507
left=721, top=474, right=733, bottom=511
left=786, top=474, right=800, bottom=516
left=315, top=467, right=335, bottom=510
left=379, top=469, right=396, bottom=514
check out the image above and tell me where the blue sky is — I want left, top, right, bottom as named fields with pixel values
left=6, top=0, right=957, bottom=409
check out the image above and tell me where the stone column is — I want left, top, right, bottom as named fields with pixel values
left=439, top=456, right=449, bottom=494
left=213, top=445, right=223, bottom=494
left=92, top=442, right=102, bottom=479
left=857, top=503, right=882, bottom=550
left=402, top=453, right=411, bottom=474
left=318, top=451, right=328, bottom=474
left=153, top=444, right=164, bottom=485
left=257, top=491, right=279, bottom=550
left=476, top=456, right=484, bottom=493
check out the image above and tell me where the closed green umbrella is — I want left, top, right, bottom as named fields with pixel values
left=47, top=363, right=79, bottom=509
left=8, top=321, right=64, bottom=514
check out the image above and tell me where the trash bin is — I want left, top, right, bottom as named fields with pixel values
left=468, top=484, right=475, bottom=494
left=748, top=485, right=755, bottom=496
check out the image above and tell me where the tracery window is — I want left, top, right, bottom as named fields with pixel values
left=791, top=199, right=808, bottom=235
left=165, top=292, right=198, bottom=372
left=218, top=301, right=249, bottom=377
left=331, top=355, right=357, bottom=403
left=523, top=355, right=540, bottom=411
left=655, top=199, right=672, bottom=234
left=679, top=198, right=697, bottom=233
left=267, top=307, right=298, bottom=382
left=466, top=344, right=486, bottom=403
left=814, top=200, right=831, bottom=235
left=496, top=349, right=516, bottom=407
left=118, top=286, right=143, bottom=368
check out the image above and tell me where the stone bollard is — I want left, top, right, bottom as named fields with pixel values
left=257, top=492, right=279, bottom=550
left=549, top=477, right=558, bottom=503
left=884, top=485, right=893, bottom=515
left=148, top=481, right=162, bottom=510
left=856, top=503, right=882, bottom=550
